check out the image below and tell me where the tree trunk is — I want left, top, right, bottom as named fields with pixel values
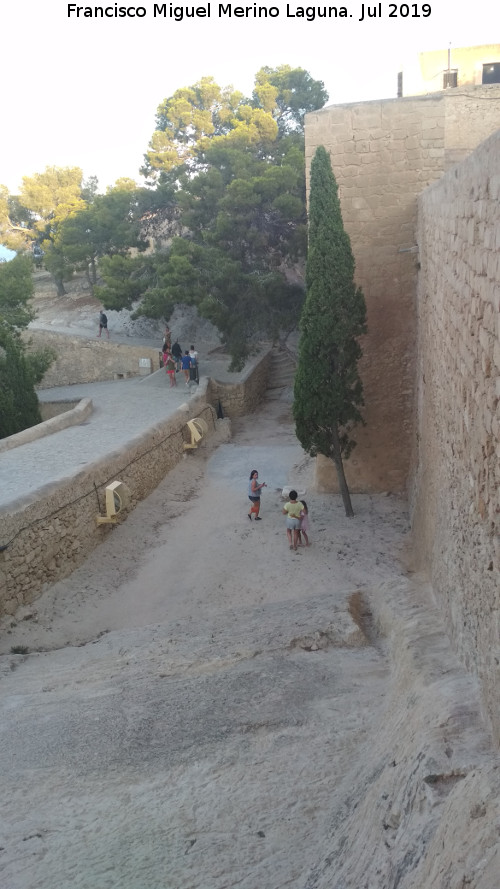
left=54, top=277, right=66, bottom=297
left=90, top=256, right=97, bottom=285
left=85, top=261, right=95, bottom=297
left=331, top=425, right=354, bottom=517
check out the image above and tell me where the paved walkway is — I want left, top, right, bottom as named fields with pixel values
left=0, top=353, right=246, bottom=512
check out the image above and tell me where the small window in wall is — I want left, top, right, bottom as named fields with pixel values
left=482, top=63, right=500, bottom=84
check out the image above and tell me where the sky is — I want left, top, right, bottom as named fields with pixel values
left=1, top=0, right=495, bottom=196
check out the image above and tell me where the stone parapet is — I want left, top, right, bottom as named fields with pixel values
left=0, top=398, right=222, bottom=616
left=0, top=399, right=92, bottom=454
left=207, top=351, right=272, bottom=417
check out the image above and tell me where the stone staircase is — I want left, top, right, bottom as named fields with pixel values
left=267, top=348, right=297, bottom=398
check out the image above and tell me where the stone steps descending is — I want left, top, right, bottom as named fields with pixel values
left=267, top=348, right=297, bottom=391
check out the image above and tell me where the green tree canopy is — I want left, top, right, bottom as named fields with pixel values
left=94, top=254, right=151, bottom=312
left=142, top=76, right=277, bottom=179
left=0, top=254, right=35, bottom=331
left=18, top=166, right=86, bottom=231
left=99, top=66, right=326, bottom=368
left=0, top=186, right=34, bottom=253
left=57, top=183, right=151, bottom=292
left=293, top=146, right=367, bottom=517
left=0, top=166, right=87, bottom=295
left=0, top=255, right=54, bottom=439
left=143, top=66, right=327, bottom=181
left=253, top=65, right=329, bottom=135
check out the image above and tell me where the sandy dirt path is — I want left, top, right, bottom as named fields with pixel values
left=2, top=394, right=496, bottom=889
left=0, top=395, right=408, bottom=654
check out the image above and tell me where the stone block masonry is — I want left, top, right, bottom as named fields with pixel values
left=411, top=130, right=500, bottom=743
left=305, top=85, right=500, bottom=495
left=0, top=399, right=221, bottom=616
left=25, top=330, right=160, bottom=388
left=0, top=350, right=270, bottom=615
left=207, top=351, right=271, bottom=417
left=305, top=86, right=500, bottom=742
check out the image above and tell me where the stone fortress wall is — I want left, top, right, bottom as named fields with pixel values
left=305, top=87, right=500, bottom=741
left=410, top=131, right=500, bottom=740
left=305, top=85, right=500, bottom=495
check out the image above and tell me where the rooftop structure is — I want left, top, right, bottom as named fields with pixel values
left=398, top=43, right=500, bottom=97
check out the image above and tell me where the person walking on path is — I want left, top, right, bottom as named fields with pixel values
left=189, top=345, right=199, bottom=383
left=283, top=490, right=304, bottom=550
left=181, top=350, right=192, bottom=385
left=164, top=351, right=177, bottom=387
left=161, top=343, right=168, bottom=371
left=172, top=340, right=183, bottom=372
left=299, top=499, right=310, bottom=547
left=248, top=469, right=267, bottom=521
left=163, top=325, right=172, bottom=349
left=97, top=311, right=109, bottom=339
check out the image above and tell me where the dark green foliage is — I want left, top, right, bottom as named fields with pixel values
left=0, top=255, right=55, bottom=439
left=94, top=254, right=151, bottom=312
left=0, top=329, right=41, bottom=438
left=25, top=345, right=57, bottom=385
left=135, top=129, right=311, bottom=368
left=293, top=146, right=367, bottom=516
left=57, top=186, right=150, bottom=291
left=0, top=255, right=35, bottom=330
left=253, top=65, right=329, bottom=135
left=42, top=245, right=75, bottom=296
left=126, top=67, right=328, bottom=368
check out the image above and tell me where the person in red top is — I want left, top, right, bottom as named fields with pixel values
left=163, top=350, right=176, bottom=387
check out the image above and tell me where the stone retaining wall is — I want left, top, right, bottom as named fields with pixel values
left=410, top=130, right=500, bottom=742
left=0, top=351, right=270, bottom=616
left=0, top=397, right=225, bottom=616
left=207, top=351, right=271, bottom=417
left=26, top=330, right=160, bottom=388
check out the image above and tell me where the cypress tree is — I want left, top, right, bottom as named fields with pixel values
left=293, top=146, right=367, bottom=517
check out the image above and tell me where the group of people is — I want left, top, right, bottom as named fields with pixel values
left=247, top=470, right=310, bottom=551
left=282, top=490, right=310, bottom=551
left=161, top=326, right=199, bottom=388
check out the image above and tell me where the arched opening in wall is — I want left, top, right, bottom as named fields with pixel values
left=482, top=63, right=500, bottom=84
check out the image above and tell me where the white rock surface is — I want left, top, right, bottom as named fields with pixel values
left=1, top=285, right=498, bottom=889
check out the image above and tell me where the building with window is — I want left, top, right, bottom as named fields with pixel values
left=398, top=43, right=500, bottom=97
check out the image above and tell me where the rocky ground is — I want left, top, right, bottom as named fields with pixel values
left=27, top=270, right=223, bottom=350
left=0, top=274, right=498, bottom=889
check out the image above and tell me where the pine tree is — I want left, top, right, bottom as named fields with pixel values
left=293, top=146, right=367, bottom=517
